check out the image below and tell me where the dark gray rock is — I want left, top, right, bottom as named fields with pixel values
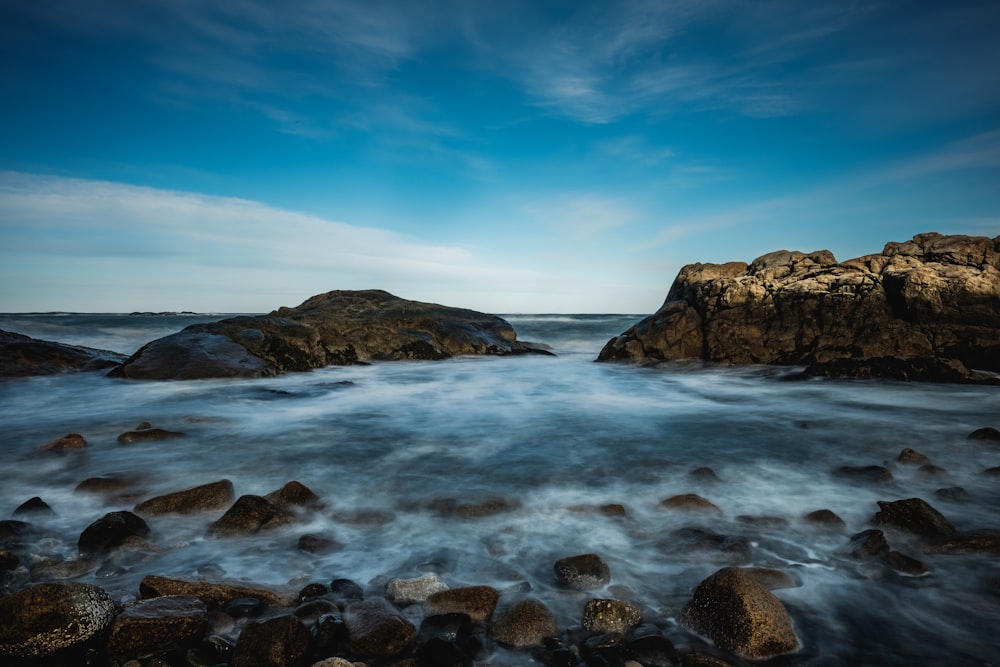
left=658, top=493, right=723, bottom=514
left=107, top=595, right=208, bottom=662
left=848, top=529, right=891, bottom=559
left=231, top=614, right=309, bottom=667
left=872, top=498, right=955, bottom=538
left=111, top=290, right=550, bottom=380
left=343, top=597, right=417, bottom=657
left=598, top=233, right=1000, bottom=382
left=0, top=582, right=115, bottom=659
left=138, top=575, right=290, bottom=608
left=0, top=329, right=126, bottom=377
left=968, top=427, right=1000, bottom=440
left=78, top=510, right=150, bottom=554
left=207, top=495, right=295, bottom=538
left=554, top=553, right=612, bottom=590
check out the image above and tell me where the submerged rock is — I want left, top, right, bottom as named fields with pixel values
left=134, top=479, right=235, bottom=515
left=0, top=582, right=115, bottom=659
left=597, top=233, right=1000, bottom=382
left=38, top=432, right=88, bottom=451
left=138, top=575, right=290, bottom=608
left=678, top=566, right=800, bottom=660
left=1, top=329, right=126, bottom=377
left=872, top=498, right=955, bottom=538
left=207, top=495, right=295, bottom=537
left=231, top=614, right=310, bottom=667
left=110, top=290, right=550, bottom=379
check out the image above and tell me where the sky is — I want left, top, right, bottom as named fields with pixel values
left=1, top=0, right=998, bottom=314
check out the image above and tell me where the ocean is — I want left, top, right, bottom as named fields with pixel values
left=1, top=312, right=998, bottom=665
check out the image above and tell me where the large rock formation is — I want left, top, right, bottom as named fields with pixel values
left=0, top=329, right=126, bottom=377
left=598, top=233, right=1000, bottom=381
left=111, top=289, right=549, bottom=380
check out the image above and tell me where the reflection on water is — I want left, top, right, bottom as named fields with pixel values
left=1, top=313, right=999, bottom=665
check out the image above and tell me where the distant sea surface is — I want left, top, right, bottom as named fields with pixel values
left=1, top=312, right=998, bottom=665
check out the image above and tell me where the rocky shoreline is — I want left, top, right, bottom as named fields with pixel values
left=3, top=422, right=999, bottom=666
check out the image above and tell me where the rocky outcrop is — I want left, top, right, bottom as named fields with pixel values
left=598, top=233, right=1000, bottom=382
left=0, top=329, right=126, bottom=377
left=110, top=289, right=549, bottom=379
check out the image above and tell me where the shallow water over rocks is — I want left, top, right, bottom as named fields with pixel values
left=1, top=313, right=999, bottom=665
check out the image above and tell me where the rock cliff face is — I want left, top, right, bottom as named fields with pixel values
left=111, top=289, right=548, bottom=380
left=0, top=330, right=126, bottom=377
left=597, top=233, right=1000, bottom=381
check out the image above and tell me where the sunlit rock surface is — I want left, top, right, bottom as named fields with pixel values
left=111, top=289, right=550, bottom=379
left=598, top=233, right=1000, bottom=382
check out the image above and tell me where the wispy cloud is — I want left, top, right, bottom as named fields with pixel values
left=522, top=194, right=637, bottom=239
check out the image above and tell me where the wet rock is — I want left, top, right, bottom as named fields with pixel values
left=386, top=572, right=449, bottom=605
left=295, top=583, right=329, bottom=604
left=75, top=474, right=136, bottom=496
left=742, top=567, right=800, bottom=590
left=207, top=495, right=295, bottom=538
left=78, top=510, right=150, bottom=554
left=873, top=498, right=955, bottom=538
left=134, top=479, right=235, bottom=515
left=658, top=493, right=722, bottom=514
left=13, top=496, right=55, bottom=517
left=231, top=614, right=310, bottom=667
left=848, top=529, right=891, bottom=560
left=801, top=356, right=995, bottom=383
left=983, top=466, right=1000, bottom=476
left=566, top=503, right=628, bottom=517
left=38, top=432, right=88, bottom=451
left=802, top=509, right=846, bottom=528
left=426, top=585, right=500, bottom=624
left=582, top=598, right=643, bottom=635
left=107, top=595, right=208, bottom=662
left=968, top=427, right=1000, bottom=441
left=554, top=553, right=612, bottom=590
left=310, top=610, right=348, bottom=655
left=111, top=290, right=549, bottom=380
left=885, top=551, right=929, bottom=576
left=735, top=514, right=789, bottom=529
left=117, top=427, right=185, bottom=443
left=922, top=529, right=1000, bottom=554
left=415, top=613, right=482, bottom=666
left=310, top=659, right=356, bottom=667
left=1, top=329, right=126, bottom=376
left=265, top=480, right=322, bottom=510
left=139, top=575, right=290, bottom=607
left=224, top=597, right=265, bottom=618
left=489, top=598, right=558, bottom=648
left=297, top=533, right=342, bottom=554
left=682, top=653, right=736, bottom=667
left=597, top=233, right=1000, bottom=382
left=0, top=519, right=33, bottom=542
left=898, top=448, right=929, bottom=464
left=678, top=566, right=800, bottom=660
left=690, top=467, right=721, bottom=482
left=623, top=626, right=678, bottom=667
left=0, top=581, right=115, bottom=659
left=918, top=463, right=948, bottom=477
left=667, top=527, right=753, bottom=564
left=935, top=486, right=971, bottom=501
left=344, top=597, right=417, bottom=657
left=432, top=497, right=522, bottom=518
left=833, top=465, right=893, bottom=484
left=0, top=549, right=19, bottom=571
left=329, top=578, right=365, bottom=603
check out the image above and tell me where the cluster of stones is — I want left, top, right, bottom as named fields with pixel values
left=598, top=233, right=1000, bottom=383
left=3, top=426, right=999, bottom=665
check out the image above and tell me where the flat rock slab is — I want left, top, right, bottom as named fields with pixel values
left=0, top=329, right=126, bottom=377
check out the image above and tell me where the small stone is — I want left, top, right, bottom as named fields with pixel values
left=386, top=572, right=449, bottom=605
left=39, top=433, right=87, bottom=451
left=582, top=598, right=643, bottom=635
left=554, top=553, right=611, bottom=590
left=802, top=509, right=846, bottom=528
left=898, top=448, right=929, bottom=464
left=658, top=493, right=722, bottom=514
left=489, top=598, right=558, bottom=648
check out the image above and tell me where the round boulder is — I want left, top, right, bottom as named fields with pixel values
left=78, top=510, right=150, bottom=554
left=489, top=598, right=558, bottom=648
left=582, top=598, right=643, bottom=635
left=0, top=582, right=116, bottom=659
left=554, top=553, right=611, bottom=590
left=678, top=566, right=800, bottom=660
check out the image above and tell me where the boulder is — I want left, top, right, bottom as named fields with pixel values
left=265, top=480, right=322, bottom=510
left=206, top=495, right=295, bottom=537
left=802, top=508, right=846, bottom=528
left=488, top=598, right=558, bottom=648
left=343, top=597, right=417, bottom=657
left=117, top=427, right=185, bottom=443
left=0, top=582, right=116, bottom=659
left=0, top=329, right=126, bottom=377
left=553, top=553, right=612, bottom=590
left=231, top=614, right=310, bottom=667
left=582, top=598, right=643, bottom=635
left=138, top=575, right=290, bottom=607
left=110, top=290, right=550, bottom=379
left=968, top=426, right=1000, bottom=440
left=426, top=586, right=500, bottom=624
left=78, top=510, right=150, bottom=554
left=106, top=595, right=208, bottom=661
left=597, top=233, right=1000, bottom=382
left=678, top=566, right=800, bottom=660
left=39, top=432, right=88, bottom=451
left=134, top=479, right=235, bottom=515
left=385, top=572, right=449, bottom=605
left=872, top=498, right=955, bottom=538
left=658, top=493, right=723, bottom=514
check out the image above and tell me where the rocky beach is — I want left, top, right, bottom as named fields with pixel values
left=1, top=234, right=999, bottom=667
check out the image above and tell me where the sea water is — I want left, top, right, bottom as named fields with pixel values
left=1, top=313, right=998, bottom=665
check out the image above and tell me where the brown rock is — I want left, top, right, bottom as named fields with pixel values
left=597, top=233, right=1000, bottom=382
left=922, top=529, right=1000, bottom=554
left=117, top=427, right=185, bottom=443
left=678, top=566, right=800, bottom=660
left=265, top=480, right=322, bottom=510
left=848, top=529, right=891, bottom=560
left=207, top=495, right=295, bottom=538
left=873, top=498, right=955, bottom=538
left=554, top=553, right=612, bottom=590
left=425, top=586, right=500, bottom=624
left=78, top=510, right=150, bottom=554
left=134, top=479, right=235, bottom=515
left=75, top=475, right=135, bottom=496
left=385, top=573, right=448, bottom=605
left=39, top=432, right=88, bottom=451
left=0, top=582, right=115, bottom=659
left=344, top=597, right=416, bottom=657
left=885, top=551, right=929, bottom=576
left=658, top=493, right=722, bottom=514
left=802, top=509, right=846, bottom=528
left=107, top=595, right=208, bottom=661
left=489, top=598, right=558, bottom=648
left=231, top=614, right=310, bottom=667
left=741, top=567, right=800, bottom=590
left=582, top=598, right=643, bottom=635
left=898, top=448, right=929, bottom=464
left=296, top=533, right=342, bottom=554
left=138, top=575, right=290, bottom=607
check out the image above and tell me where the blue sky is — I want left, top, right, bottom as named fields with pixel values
left=1, top=0, right=998, bottom=313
